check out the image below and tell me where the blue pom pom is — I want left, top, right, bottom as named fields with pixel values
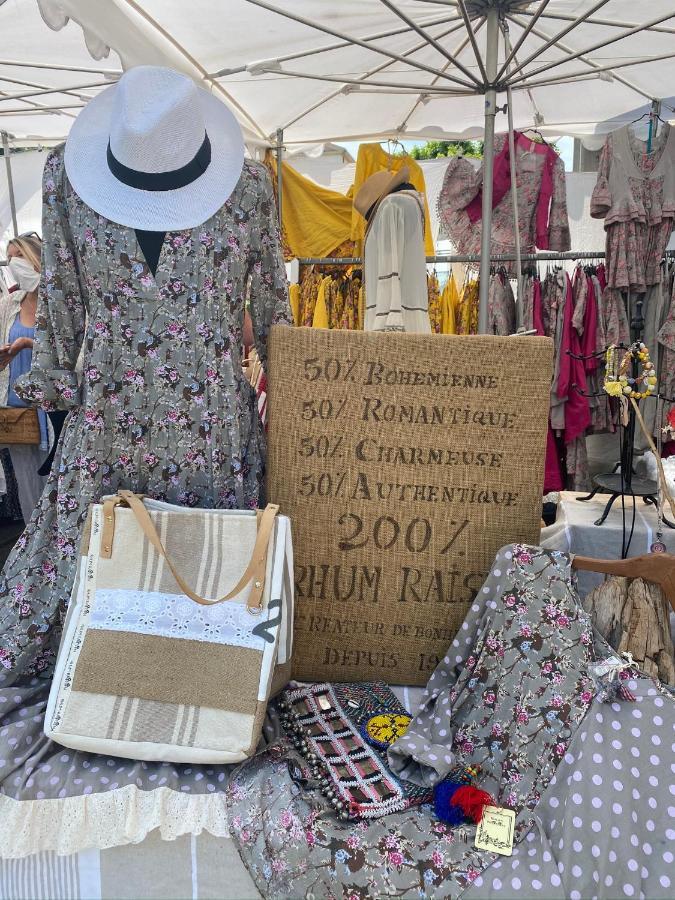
left=434, top=780, right=467, bottom=825
left=443, top=803, right=467, bottom=826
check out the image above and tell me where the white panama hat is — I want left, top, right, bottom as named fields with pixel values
left=64, top=65, right=245, bottom=231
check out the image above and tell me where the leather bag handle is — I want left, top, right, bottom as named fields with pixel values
left=101, top=490, right=278, bottom=614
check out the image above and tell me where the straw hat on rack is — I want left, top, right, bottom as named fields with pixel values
left=354, top=165, right=411, bottom=238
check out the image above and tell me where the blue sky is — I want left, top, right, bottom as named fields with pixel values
left=338, top=135, right=575, bottom=170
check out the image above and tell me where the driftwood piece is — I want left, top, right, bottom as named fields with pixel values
left=583, top=576, right=675, bottom=686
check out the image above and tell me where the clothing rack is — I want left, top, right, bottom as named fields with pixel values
left=295, top=250, right=675, bottom=266
left=296, top=247, right=675, bottom=546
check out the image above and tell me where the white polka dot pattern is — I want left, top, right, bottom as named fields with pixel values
left=465, top=679, right=674, bottom=900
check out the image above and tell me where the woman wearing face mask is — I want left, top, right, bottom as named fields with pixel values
left=0, top=234, right=49, bottom=522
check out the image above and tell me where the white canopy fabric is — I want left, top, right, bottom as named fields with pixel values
left=0, top=1, right=674, bottom=146
left=0, top=149, right=46, bottom=242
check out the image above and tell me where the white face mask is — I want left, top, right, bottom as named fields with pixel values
left=8, top=256, right=40, bottom=292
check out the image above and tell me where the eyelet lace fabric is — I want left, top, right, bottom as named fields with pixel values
left=89, top=589, right=265, bottom=649
left=0, top=785, right=230, bottom=858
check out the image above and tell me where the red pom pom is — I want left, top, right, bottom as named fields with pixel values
left=450, top=785, right=494, bottom=823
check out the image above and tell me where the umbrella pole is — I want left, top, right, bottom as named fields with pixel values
left=502, top=25, right=523, bottom=329
left=1, top=132, right=18, bottom=238
left=478, top=7, right=500, bottom=334
left=275, top=128, right=284, bottom=227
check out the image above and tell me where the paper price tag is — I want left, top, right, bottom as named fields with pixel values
left=474, top=806, right=516, bottom=856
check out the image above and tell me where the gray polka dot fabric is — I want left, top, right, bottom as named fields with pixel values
left=467, top=678, right=675, bottom=900
left=0, top=679, right=231, bottom=800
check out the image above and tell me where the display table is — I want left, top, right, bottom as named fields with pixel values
left=541, top=490, right=675, bottom=597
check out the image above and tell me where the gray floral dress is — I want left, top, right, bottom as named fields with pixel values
left=0, top=146, right=291, bottom=682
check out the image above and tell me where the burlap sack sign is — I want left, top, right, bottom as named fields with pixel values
left=267, top=328, right=553, bottom=686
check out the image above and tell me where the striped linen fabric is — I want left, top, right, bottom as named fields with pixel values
left=0, top=833, right=259, bottom=900
left=0, top=852, right=81, bottom=900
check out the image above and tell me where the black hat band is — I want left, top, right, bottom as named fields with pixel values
left=107, top=132, right=212, bottom=192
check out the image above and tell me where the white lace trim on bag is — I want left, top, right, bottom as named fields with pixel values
left=90, top=588, right=271, bottom=648
left=0, top=785, right=230, bottom=859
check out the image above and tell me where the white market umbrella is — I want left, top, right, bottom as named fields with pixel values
left=2, top=0, right=675, bottom=327
left=14, top=1, right=675, bottom=143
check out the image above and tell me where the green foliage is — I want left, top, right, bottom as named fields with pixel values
left=410, top=140, right=483, bottom=160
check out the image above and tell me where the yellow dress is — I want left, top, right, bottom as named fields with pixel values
left=299, top=268, right=324, bottom=327
left=427, top=273, right=442, bottom=334
left=441, top=274, right=459, bottom=335
left=310, top=275, right=362, bottom=330
left=266, top=153, right=352, bottom=260
left=332, top=275, right=360, bottom=331
left=350, top=144, right=435, bottom=255
left=457, top=279, right=479, bottom=335
left=289, top=283, right=301, bottom=326
left=312, top=276, right=332, bottom=329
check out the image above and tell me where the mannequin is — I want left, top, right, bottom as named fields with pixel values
left=355, top=167, right=430, bottom=334
left=0, top=66, right=292, bottom=685
left=135, top=229, right=166, bottom=276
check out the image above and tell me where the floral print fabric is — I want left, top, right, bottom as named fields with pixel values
left=438, top=134, right=570, bottom=265
left=388, top=545, right=594, bottom=814
left=591, top=125, right=675, bottom=292
left=658, top=270, right=675, bottom=432
left=468, top=674, right=675, bottom=900
left=0, top=146, right=291, bottom=682
left=227, top=544, right=597, bottom=898
left=488, top=273, right=516, bottom=335
left=227, top=739, right=495, bottom=899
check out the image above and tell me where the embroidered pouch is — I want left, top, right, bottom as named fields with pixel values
left=276, top=681, right=431, bottom=819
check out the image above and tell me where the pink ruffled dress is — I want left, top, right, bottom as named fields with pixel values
left=591, top=124, right=675, bottom=292
left=438, top=132, right=570, bottom=261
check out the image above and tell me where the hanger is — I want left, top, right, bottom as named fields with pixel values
left=385, top=138, right=407, bottom=167
left=629, top=109, right=667, bottom=127
left=572, top=553, right=675, bottom=612
left=629, top=107, right=668, bottom=152
left=521, top=127, right=551, bottom=147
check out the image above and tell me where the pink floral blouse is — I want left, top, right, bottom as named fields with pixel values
left=438, top=133, right=570, bottom=262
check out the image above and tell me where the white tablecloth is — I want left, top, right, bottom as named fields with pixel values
left=540, top=490, right=675, bottom=597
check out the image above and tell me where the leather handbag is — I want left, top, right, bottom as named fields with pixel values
left=45, top=490, right=294, bottom=763
left=0, top=407, right=40, bottom=444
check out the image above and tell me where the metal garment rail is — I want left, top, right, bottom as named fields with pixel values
left=7, top=248, right=673, bottom=267
left=4, top=250, right=674, bottom=268
left=1, top=131, right=18, bottom=238
left=295, top=250, right=675, bottom=265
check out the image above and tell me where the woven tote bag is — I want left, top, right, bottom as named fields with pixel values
left=0, top=407, right=40, bottom=444
left=45, top=491, right=293, bottom=764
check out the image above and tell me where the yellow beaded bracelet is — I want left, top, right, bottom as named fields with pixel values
left=604, top=342, right=657, bottom=400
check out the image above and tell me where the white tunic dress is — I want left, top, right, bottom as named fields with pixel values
left=364, top=190, right=430, bottom=333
